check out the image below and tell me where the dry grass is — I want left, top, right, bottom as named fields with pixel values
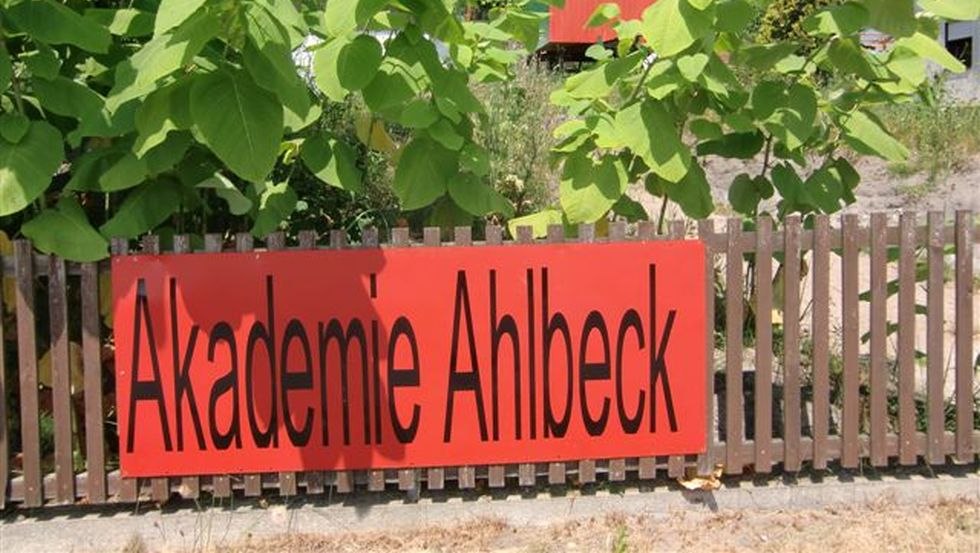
left=192, top=498, right=979, bottom=553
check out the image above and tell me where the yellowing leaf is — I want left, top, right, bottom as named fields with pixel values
left=38, top=341, right=85, bottom=394
left=677, top=463, right=724, bottom=491
left=354, top=113, right=397, bottom=154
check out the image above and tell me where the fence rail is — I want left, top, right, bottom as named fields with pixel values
left=0, top=211, right=976, bottom=508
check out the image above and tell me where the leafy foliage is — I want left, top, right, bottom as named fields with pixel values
left=0, top=0, right=560, bottom=260
left=1, top=0, right=977, bottom=258
left=539, top=0, right=976, bottom=234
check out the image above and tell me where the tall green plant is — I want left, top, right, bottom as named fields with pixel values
left=512, top=0, right=977, bottom=236
left=0, top=0, right=560, bottom=260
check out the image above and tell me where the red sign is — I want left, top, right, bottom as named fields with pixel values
left=112, top=240, right=706, bottom=477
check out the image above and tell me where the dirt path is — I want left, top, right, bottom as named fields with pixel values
left=190, top=498, right=980, bottom=553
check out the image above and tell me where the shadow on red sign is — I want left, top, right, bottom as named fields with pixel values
left=112, top=240, right=706, bottom=477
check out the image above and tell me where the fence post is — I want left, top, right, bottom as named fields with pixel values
left=724, top=218, right=743, bottom=475
left=841, top=214, right=860, bottom=468
left=869, top=213, right=888, bottom=466
left=811, top=215, right=831, bottom=469
left=954, top=211, right=974, bottom=462
left=15, top=240, right=42, bottom=507
left=754, top=216, right=773, bottom=473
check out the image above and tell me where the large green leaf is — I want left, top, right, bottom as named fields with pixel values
left=665, top=163, right=713, bottom=218
left=640, top=0, right=713, bottom=57
left=564, top=53, right=641, bottom=99
left=863, top=0, right=916, bottom=38
left=586, top=3, right=620, bottom=27
left=21, top=197, right=108, bottom=261
left=6, top=0, right=111, bottom=53
left=918, top=0, right=980, bottom=20
left=338, top=36, right=383, bottom=91
left=393, top=137, right=458, bottom=210
left=761, top=83, right=817, bottom=151
left=697, top=131, right=766, bottom=159
left=100, top=179, right=182, bottom=239
left=559, top=153, right=628, bottom=223
left=894, top=32, right=967, bottom=73
left=312, top=37, right=350, bottom=103
left=615, top=100, right=691, bottom=183
left=107, top=11, right=218, bottom=110
left=0, top=113, right=30, bottom=143
left=242, top=2, right=312, bottom=116
left=802, top=2, right=868, bottom=36
left=828, top=37, right=888, bottom=81
left=715, top=0, right=755, bottom=33
left=154, top=0, right=206, bottom=36
left=448, top=173, right=514, bottom=217
left=507, top=209, right=563, bottom=239
left=190, top=69, right=284, bottom=183
left=0, top=121, right=63, bottom=217
left=196, top=173, right=253, bottom=215
left=301, top=134, right=363, bottom=192
left=324, top=0, right=390, bottom=38
left=84, top=8, right=154, bottom=37
left=133, top=77, right=193, bottom=156
left=839, top=110, right=908, bottom=162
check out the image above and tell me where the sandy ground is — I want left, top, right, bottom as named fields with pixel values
left=167, top=498, right=980, bottom=553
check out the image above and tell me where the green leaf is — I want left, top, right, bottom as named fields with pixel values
left=324, top=0, right=390, bottom=38
left=665, top=163, right=713, bottom=218
left=802, top=2, right=868, bottom=36
left=196, top=173, right=253, bottom=215
left=84, top=8, right=154, bottom=37
left=559, top=154, right=628, bottom=223
left=771, top=163, right=805, bottom=214
left=250, top=181, right=298, bottom=237
left=21, top=197, right=108, bottom=261
left=448, top=173, right=514, bottom=217
left=586, top=3, right=620, bottom=27
left=728, top=173, right=761, bottom=215
left=612, top=195, right=648, bottom=222
left=22, top=43, right=60, bottom=79
left=338, top=36, right=384, bottom=90
left=0, top=113, right=30, bottom=143
left=641, top=0, right=713, bottom=58
left=507, top=209, right=563, bottom=239
left=100, top=179, right=182, bottom=239
left=564, top=53, right=641, bottom=99
left=697, top=131, right=765, bottom=159
left=677, top=53, right=709, bottom=81
left=689, top=118, right=722, bottom=140
left=0, top=121, right=63, bottom=217
left=828, top=37, right=887, bottom=81
left=585, top=44, right=613, bottom=61
left=863, top=0, right=916, bottom=38
left=763, top=83, right=817, bottom=151
left=6, top=0, right=111, bottom=53
left=107, top=11, right=218, bottom=110
left=715, top=0, right=755, bottom=33
left=312, top=37, right=351, bottom=103
left=894, top=32, right=967, bottom=73
left=736, top=43, right=799, bottom=71
left=427, top=119, right=465, bottom=150
left=918, top=0, right=980, bottom=20
left=242, top=2, right=313, bottom=117
left=399, top=100, right=440, bottom=128
left=300, top=134, right=363, bottom=192
left=839, top=110, right=908, bottom=162
left=394, top=137, right=458, bottom=210
left=615, top=101, right=691, bottom=183
left=98, top=152, right=148, bottom=192
left=459, top=143, right=490, bottom=177
left=154, top=0, right=206, bottom=36
left=190, top=69, right=284, bottom=183
left=0, top=47, right=11, bottom=92
left=133, top=78, right=193, bottom=157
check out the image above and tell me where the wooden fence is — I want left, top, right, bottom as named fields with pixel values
left=0, top=211, right=976, bottom=508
